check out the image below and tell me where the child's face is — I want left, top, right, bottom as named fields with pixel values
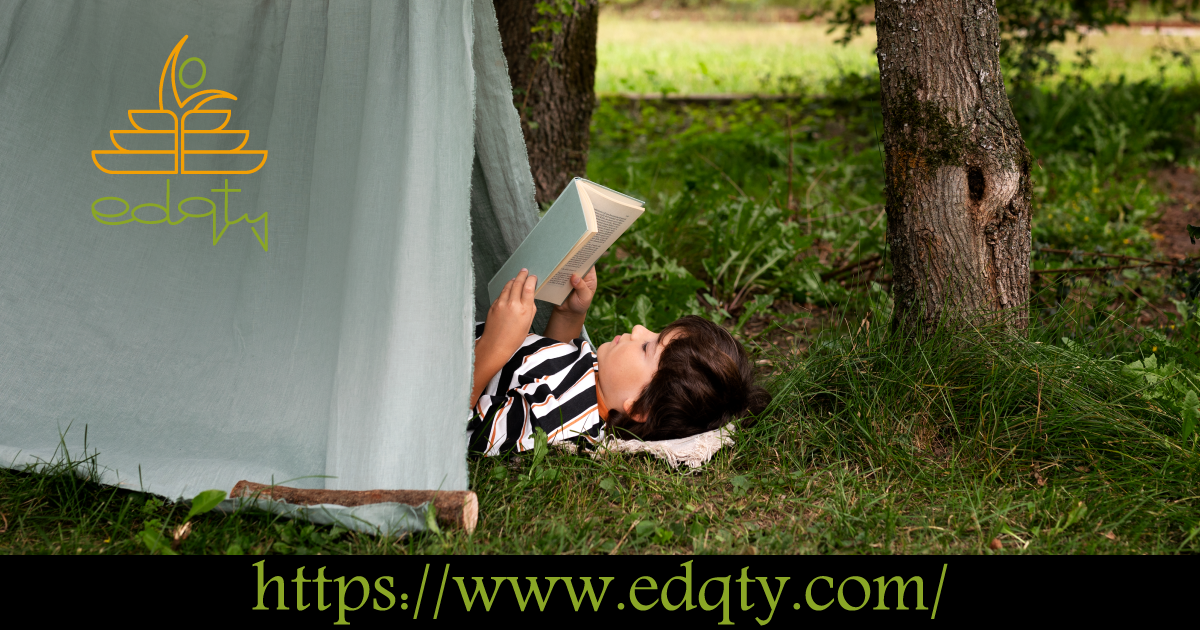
left=595, top=325, right=677, bottom=420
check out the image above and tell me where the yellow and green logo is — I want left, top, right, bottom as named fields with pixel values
left=91, top=35, right=269, bottom=251
left=92, top=34, right=267, bottom=174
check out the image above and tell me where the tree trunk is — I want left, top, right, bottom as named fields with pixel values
left=494, top=0, right=599, bottom=205
left=876, top=0, right=1033, bottom=335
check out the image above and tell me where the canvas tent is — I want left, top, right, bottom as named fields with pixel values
left=0, top=0, right=540, bottom=533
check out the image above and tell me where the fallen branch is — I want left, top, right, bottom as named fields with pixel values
left=822, top=253, right=882, bottom=281
left=844, top=274, right=892, bottom=289
left=1122, top=283, right=1170, bottom=322
left=230, top=481, right=478, bottom=533
left=1031, top=263, right=1160, bottom=275
left=1035, top=247, right=1194, bottom=268
left=835, top=260, right=882, bottom=286
left=605, top=93, right=807, bottom=103
left=696, top=153, right=750, bottom=200
left=866, top=206, right=888, bottom=231
left=786, top=112, right=796, bottom=216
left=795, top=203, right=882, bottom=224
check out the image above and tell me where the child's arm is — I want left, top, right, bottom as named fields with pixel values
left=471, top=269, right=539, bottom=409
left=544, top=266, right=597, bottom=344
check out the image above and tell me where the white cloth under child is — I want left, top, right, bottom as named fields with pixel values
left=555, top=423, right=736, bottom=469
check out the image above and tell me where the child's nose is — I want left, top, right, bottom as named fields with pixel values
left=632, top=324, right=656, bottom=339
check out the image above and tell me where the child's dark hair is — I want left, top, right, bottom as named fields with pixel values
left=605, top=315, right=771, bottom=441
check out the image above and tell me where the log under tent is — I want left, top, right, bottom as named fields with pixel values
left=0, top=1, right=540, bottom=534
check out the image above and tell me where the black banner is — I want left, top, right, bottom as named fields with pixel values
left=6, top=555, right=1179, bottom=623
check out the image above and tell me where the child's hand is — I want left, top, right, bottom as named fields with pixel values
left=482, top=269, right=538, bottom=354
left=554, top=266, right=597, bottom=317
left=471, top=269, right=539, bottom=408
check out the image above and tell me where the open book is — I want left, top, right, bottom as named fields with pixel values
left=488, top=178, right=644, bottom=306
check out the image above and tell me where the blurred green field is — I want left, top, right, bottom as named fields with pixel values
left=597, top=19, right=877, bottom=94
left=1060, top=26, right=1200, bottom=85
left=596, top=16, right=1200, bottom=94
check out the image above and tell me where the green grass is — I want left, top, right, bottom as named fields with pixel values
left=3, top=299, right=1198, bottom=555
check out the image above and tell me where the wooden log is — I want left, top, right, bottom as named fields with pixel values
left=229, top=481, right=478, bottom=534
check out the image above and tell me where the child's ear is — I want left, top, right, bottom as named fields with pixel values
left=623, top=399, right=648, bottom=423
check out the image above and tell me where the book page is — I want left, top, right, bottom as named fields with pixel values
left=537, top=184, right=643, bottom=304
left=534, top=231, right=594, bottom=300
left=583, top=180, right=644, bottom=211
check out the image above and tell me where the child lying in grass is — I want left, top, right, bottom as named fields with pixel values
left=468, top=267, right=769, bottom=455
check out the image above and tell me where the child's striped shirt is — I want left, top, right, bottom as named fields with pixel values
left=468, top=322, right=605, bottom=455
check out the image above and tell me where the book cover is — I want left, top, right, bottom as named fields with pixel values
left=487, top=178, right=643, bottom=305
left=488, top=180, right=589, bottom=304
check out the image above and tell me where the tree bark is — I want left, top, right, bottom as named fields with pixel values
left=876, top=0, right=1033, bottom=335
left=494, top=0, right=599, bottom=204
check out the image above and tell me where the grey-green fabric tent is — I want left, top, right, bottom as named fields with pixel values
left=0, top=0, right=538, bottom=533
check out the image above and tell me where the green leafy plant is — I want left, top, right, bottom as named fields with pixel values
left=186, top=489, right=226, bottom=521
left=513, top=427, right=562, bottom=490
left=1123, top=297, right=1200, bottom=441
left=272, top=520, right=348, bottom=555
left=1183, top=390, right=1199, bottom=441
left=137, top=489, right=227, bottom=555
left=137, top=497, right=175, bottom=555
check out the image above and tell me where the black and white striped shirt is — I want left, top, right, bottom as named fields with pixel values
left=468, top=322, right=605, bottom=455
